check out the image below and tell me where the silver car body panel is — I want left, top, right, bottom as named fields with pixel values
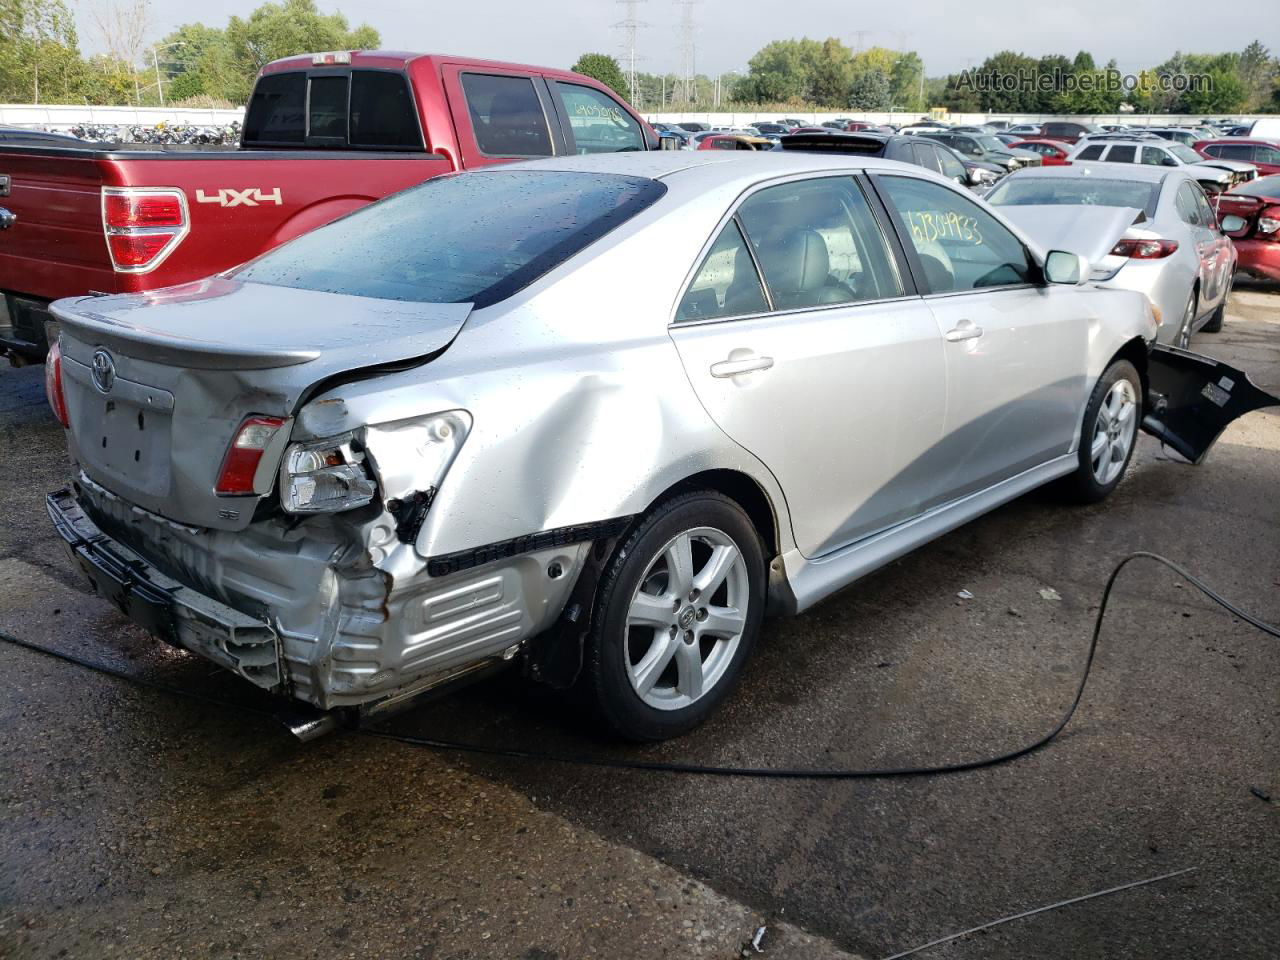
left=49, top=151, right=1165, bottom=710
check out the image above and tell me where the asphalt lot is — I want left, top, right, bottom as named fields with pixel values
left=2, top=283, right=1277, bottom=959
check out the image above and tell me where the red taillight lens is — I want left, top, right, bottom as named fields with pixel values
left=1109, top=238, right=1179, bottom=259
left=1259, top=205, right=1280, bottom=238
left=102, top=188, right=187, bottom=272
left=44, top=339, right=69, bottom=428
left=106, top=232, right=174, bottom=267
left=103, top=192, right=184, bottom=228
left=215, top=415, right=286, bottom=495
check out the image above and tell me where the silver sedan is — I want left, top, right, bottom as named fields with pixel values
left=986, top=164, right=1238, bottom=346
left=46, top=153, right=1236, bottom=740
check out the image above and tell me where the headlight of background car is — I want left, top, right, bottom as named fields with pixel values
left=280, top=433, right=378, bottom=514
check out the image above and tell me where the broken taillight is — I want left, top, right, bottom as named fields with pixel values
left=1109, top=238, right=1179, bottom=259
left=1258, top=206, right=1280, bottom=239
left=216, top=415, right=286, bottom=495
left=102, top=187, right=188, bottom=273
left=44, top=338, right=69, bottom=428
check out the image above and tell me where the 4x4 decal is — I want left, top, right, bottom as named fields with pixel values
left=194, top=187, right=283, bottom=207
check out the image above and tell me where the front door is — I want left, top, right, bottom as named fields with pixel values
left=668, top=175, right=948, bottom=558
left=871, top=173, right=1089, bottom=502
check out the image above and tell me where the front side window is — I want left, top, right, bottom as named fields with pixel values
left=1141, top=146, right=1169, bottom=166
left=935, top=146, right=966, bottom=181
left=676, top=220, right=768, bottom=321
left=460, top=73, right=553, bottom=157
left=736, top=177, right=903, bottom=310
left=236, top=171, right=664, bottom=308
left=878, top=175, right=1032, bottom=294
left=555, top=82, right=645, bottom=153
left=1077, top=144, right=1105, bottom=160
left=243, top=72, right=305, bottom=143
left=1255, top=146, right=1280, bottom=165
left=911, top=141, right=942, bottom=174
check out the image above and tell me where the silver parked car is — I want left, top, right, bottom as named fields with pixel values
left=985, top=164, right=1238, bottom=346
left=43, top=153, right=1245, bottom=740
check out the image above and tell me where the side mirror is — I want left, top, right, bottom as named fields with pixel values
left=1220, top=214, right=1246, bottom=232
left=659, top=134, right=681, bottom=151
left=1161, top=157, right=1179, bottom=167
left=1044, top=249, right=1089, bottom=285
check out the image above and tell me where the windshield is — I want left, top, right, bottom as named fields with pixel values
left=1230, top=175, right=1280, bottom=199
left=1168, top=143, right=1203, bottom=163
left=976, top=136, right=1007, bottom=152
left=235, top=171, right=665, bottom=307
left=985, top=177, right=1159, bottom=216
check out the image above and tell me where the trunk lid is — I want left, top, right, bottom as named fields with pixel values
left=998, top=204, right=1141, bottom=265
left=52, top=279, right=471, bottom=531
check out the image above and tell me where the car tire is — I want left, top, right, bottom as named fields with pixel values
left=584, top=491, right=766, bottom=741
left=1174, top=290, right=1198, bottom=349
left=1201, top=275, right=1231, bottom=333
left=1059, top=359, right=1142, bottom=504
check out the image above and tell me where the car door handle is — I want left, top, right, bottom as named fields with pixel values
left=710, top=355, right=774, bottom=378
left=944, top=320, right=984, bottom=342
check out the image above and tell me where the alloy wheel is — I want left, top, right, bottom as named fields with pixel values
left=1090, top=378, right=1137, bottom=485
left=624, top=526, right=749, bottom=711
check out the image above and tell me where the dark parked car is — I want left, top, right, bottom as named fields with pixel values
left=921, top=131, right=1041, bottom=171
left=1039, top=121, right=1101, bottom=144
left=777, top=131, right=996, bottom=191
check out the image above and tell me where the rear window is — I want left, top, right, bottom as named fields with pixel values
left=350, top=72, right=421, bottom=147
left=235, top=171, right=665, bottom=308
left=985, top=177, right=1159, bottom=217
left=244, top=72, right=306, bottom=143
left=1228, top=174, right=1280, bottom=198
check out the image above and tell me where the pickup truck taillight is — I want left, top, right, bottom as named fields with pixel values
left=44, top=339, right=69, bottom=428
left=102, top=187, right=189, bottom=272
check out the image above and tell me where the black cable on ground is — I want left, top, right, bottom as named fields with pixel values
left=2, top=552, right=1276, bottom=780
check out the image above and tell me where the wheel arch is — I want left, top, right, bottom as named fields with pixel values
left=640, top=468, right=782, bottom=560
left=1111, top=336, right=1150, bottom=400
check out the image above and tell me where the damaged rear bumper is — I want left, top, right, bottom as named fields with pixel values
left=1141, top=344, right=1280, bottom=463
left=47, top=487, right=283, bottom=689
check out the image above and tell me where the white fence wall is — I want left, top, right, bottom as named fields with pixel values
left=642, top=111, right=1275, bottom=128
left=0, top=104, right=245, bottom=129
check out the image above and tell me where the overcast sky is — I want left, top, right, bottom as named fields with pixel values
left=75, top=0, right=1268, bottom=77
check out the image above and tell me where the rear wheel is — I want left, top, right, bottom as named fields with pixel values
left=1201, top=274, right=1232, bottom=333
left=1060, top=359, right=1142, bottom=504
left=584, top=491, right=765, bottom=741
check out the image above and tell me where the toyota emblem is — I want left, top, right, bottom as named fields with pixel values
left=91, top=348, right=116, bottom=393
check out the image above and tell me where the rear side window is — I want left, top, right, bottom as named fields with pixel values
left=461, top=73, right=554, bottom=157
left=1106, top=145, right=1136, bottom=163
left=936, top=147, right=965, bottom=181
left=350, top=72, right=421, bottom=147
left=555, top=82, right=645, bottom=153
left=676, top=220, right=768, bottom=321
left=1213, top=144, right=1254, bottom=161
left=1077, top=144, right=1105, bottom=160
left=244, top=72, right=305, bottom=143
left=236, top=171, right=664, bottom=308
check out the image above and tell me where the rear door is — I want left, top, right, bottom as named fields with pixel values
left=668, top=174, right=948, bottom=557
left=871, top=172, right=1087, bottom=501
left=441, top=66, right=560, bottom=168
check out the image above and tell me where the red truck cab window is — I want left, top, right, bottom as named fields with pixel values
left=244, top=69, right=423, bottom=150
left=459, top=73, right=555, bottom=158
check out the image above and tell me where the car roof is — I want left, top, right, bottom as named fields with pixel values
left=503, top=150, right=935, bottom=188
left=1001, top=162, right=1188, bottom=185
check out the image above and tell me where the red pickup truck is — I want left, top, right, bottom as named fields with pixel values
left=0, top=50, right=658, bottom=363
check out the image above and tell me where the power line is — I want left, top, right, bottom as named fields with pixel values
left=613, top=0, right=648, bottom=106
left=674, top=0, right=699, bottom=104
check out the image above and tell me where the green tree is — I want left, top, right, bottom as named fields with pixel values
left=0, top=0, right=88, bottom=103
left=1181, top=67, right=1246, bottom=113
left=890, top=52, right=924, bottom=111
left=1236, top=40, right=1274, bottom=110
left=809, top=38, right=853, bottom=107
left=847, top=68, right=891, bottom=110
left=740, top=38, right=822, bottom=103
left=570, top=53, right=628, bottom=97
left=222, top=0, right=378, bottom=102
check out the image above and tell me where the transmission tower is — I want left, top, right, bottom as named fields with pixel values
left=851, top=29, right=871, bottom=53
left=614, top=0, right=648, bottom=106
left=675, top=0, right=700, bottom=104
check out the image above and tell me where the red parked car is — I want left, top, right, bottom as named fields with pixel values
left=1193, top=139, right=1280, bottom=177
left=1215, top=174, right=1280, bottom=282
left=1008, top=139, right=1073, bottom=166
left=0, top=51, right=657, bottom=363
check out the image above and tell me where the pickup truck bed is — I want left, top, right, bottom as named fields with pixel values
left=0, top=50, right=657, bottom=362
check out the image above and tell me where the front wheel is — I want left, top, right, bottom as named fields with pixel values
left=584, top=491, right=765, bottom=741
left=1059, top=359, right=1142, bottom=504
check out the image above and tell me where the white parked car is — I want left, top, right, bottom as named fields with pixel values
left=1069, top=138, right=1256, bottom=193
left=986, top=164, right=1238, bottom=346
